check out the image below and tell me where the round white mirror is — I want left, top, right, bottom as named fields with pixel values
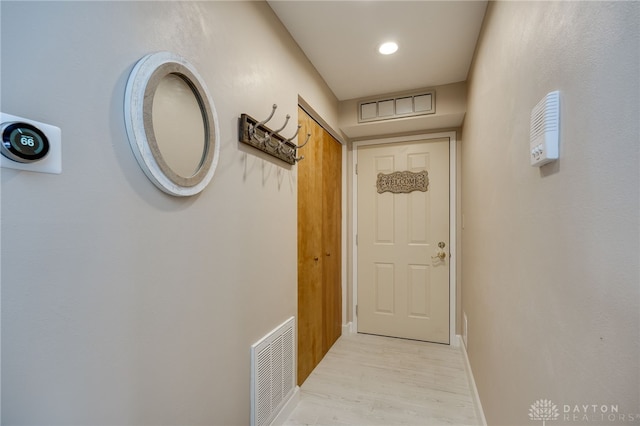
left=124, top=52, right=220, bottom=196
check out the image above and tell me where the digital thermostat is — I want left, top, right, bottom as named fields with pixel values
left=0, top=112, right=61, bottom=174
left=1, top=122, right=50, bottom=163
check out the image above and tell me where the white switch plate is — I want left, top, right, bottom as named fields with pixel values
left=1, top=112, right=61, bottom=174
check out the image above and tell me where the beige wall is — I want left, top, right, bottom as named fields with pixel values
left=0, top=1, right=337, bottom=424
left=462, top=2, right=639, bottom=425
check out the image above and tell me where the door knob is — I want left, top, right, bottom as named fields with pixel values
left=431, top=251, right=446, bottom=261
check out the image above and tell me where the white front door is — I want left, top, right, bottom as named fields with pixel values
left=357, top=138, right=450, bottom=343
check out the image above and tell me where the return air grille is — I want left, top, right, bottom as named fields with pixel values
left=358, top=90, right=435, bottom=123
left=251, top=317, right=295, bottom=426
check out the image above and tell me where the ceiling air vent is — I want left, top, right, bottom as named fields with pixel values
left=358, top=90, right=435, bottom=123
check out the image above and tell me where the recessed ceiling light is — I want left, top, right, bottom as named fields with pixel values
left=378, top=42, right=398, bottom=55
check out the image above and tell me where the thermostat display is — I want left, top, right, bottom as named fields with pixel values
left=0, top=112, right=62, bottom=174
left=1, top=122, right=50, bottom=163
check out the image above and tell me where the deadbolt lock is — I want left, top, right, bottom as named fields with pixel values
left=438, top=241, right=446, bottom=249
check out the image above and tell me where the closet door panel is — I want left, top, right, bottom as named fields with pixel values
left=297, top=108, right=324, bottom=385
left=322, top=132, right=342, bottom=354
left=297, top=107, right=342, bottom=385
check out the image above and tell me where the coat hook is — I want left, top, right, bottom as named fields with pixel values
left=277, top=141, right=290, bottom=155
left=265, top=133, right=280, bottom=149
left=255, top=104, right=277, bottom=128
left=272, top=114, right=290, bottom=134
left=264, top=114, right=290, bottom=149
left=284, top=124, right=301, bottom=143
left=284, top=125, right=311, bottom=150
left=238, top=105, right=304, bottom=165
left=279, top=125, right=299, bottom=155
left=294, top=133, right=311, bottom=149
left=250, top=104, right=277, bottom=142
left=278, top=142, right=294, bottom=156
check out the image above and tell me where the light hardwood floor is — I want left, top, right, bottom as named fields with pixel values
left=284, top=332, right=480, bottom=426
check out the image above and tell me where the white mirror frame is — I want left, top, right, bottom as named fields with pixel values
left=124, top=51, right=220, bottom=197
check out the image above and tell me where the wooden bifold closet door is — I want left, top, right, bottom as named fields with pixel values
left=297, top=106, right=342, bottom=386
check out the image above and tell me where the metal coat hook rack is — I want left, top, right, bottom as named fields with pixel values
left=239, top=104, right=310, bottom=165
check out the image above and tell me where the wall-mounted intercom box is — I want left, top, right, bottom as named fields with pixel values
left=529, top=91, right=560, bottom=167
left=1, top=112, right=61, bottom=174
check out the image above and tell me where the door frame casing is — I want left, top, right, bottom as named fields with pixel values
left=352, top=131, right=457, bottom=346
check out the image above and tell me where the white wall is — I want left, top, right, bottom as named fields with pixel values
left=0, top=1, right=338, bottom=424
left=462, top=2, right=639, bottom=424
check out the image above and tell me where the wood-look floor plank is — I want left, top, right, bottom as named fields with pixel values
left=285, top=333, right=480, bottom=426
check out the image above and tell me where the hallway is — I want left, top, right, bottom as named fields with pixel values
left=1, top=2, right=638, bottom=424
left=285, top=333, right=480, bottom=425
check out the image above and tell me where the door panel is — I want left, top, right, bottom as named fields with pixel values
left=357, top=138, right=449, bottom=344
left=297, top=109, right=323, bottom=384
left=321, top=128, right=342, bottom=355
left=374, top=263, right=395, bottom=314
left=408, top=264, right=430, bottom=318
left=297, top=107, right=342, bottom=385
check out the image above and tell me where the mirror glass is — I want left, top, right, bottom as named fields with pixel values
left=124, top=51, right=220, bottom=197
left=152, top=74, right=205, bottom=178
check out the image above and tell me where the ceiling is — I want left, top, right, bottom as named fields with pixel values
left=268, top=1, right=488, bottom=102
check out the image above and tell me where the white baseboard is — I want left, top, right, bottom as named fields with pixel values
left=457, top=335, right=487, bottom=426
left=270, top=386, right=300, bottom=426
left=342, top=322, right=353, bottom=335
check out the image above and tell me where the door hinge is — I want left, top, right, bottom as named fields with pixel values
left=356, top=305, right=358, bottom=316
left=355, top=163, right=358, bottom=175
left=355, top=234, right=358, bottom=246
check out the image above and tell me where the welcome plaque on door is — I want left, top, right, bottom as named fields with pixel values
left=376, top=170, right=429, bottom=194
